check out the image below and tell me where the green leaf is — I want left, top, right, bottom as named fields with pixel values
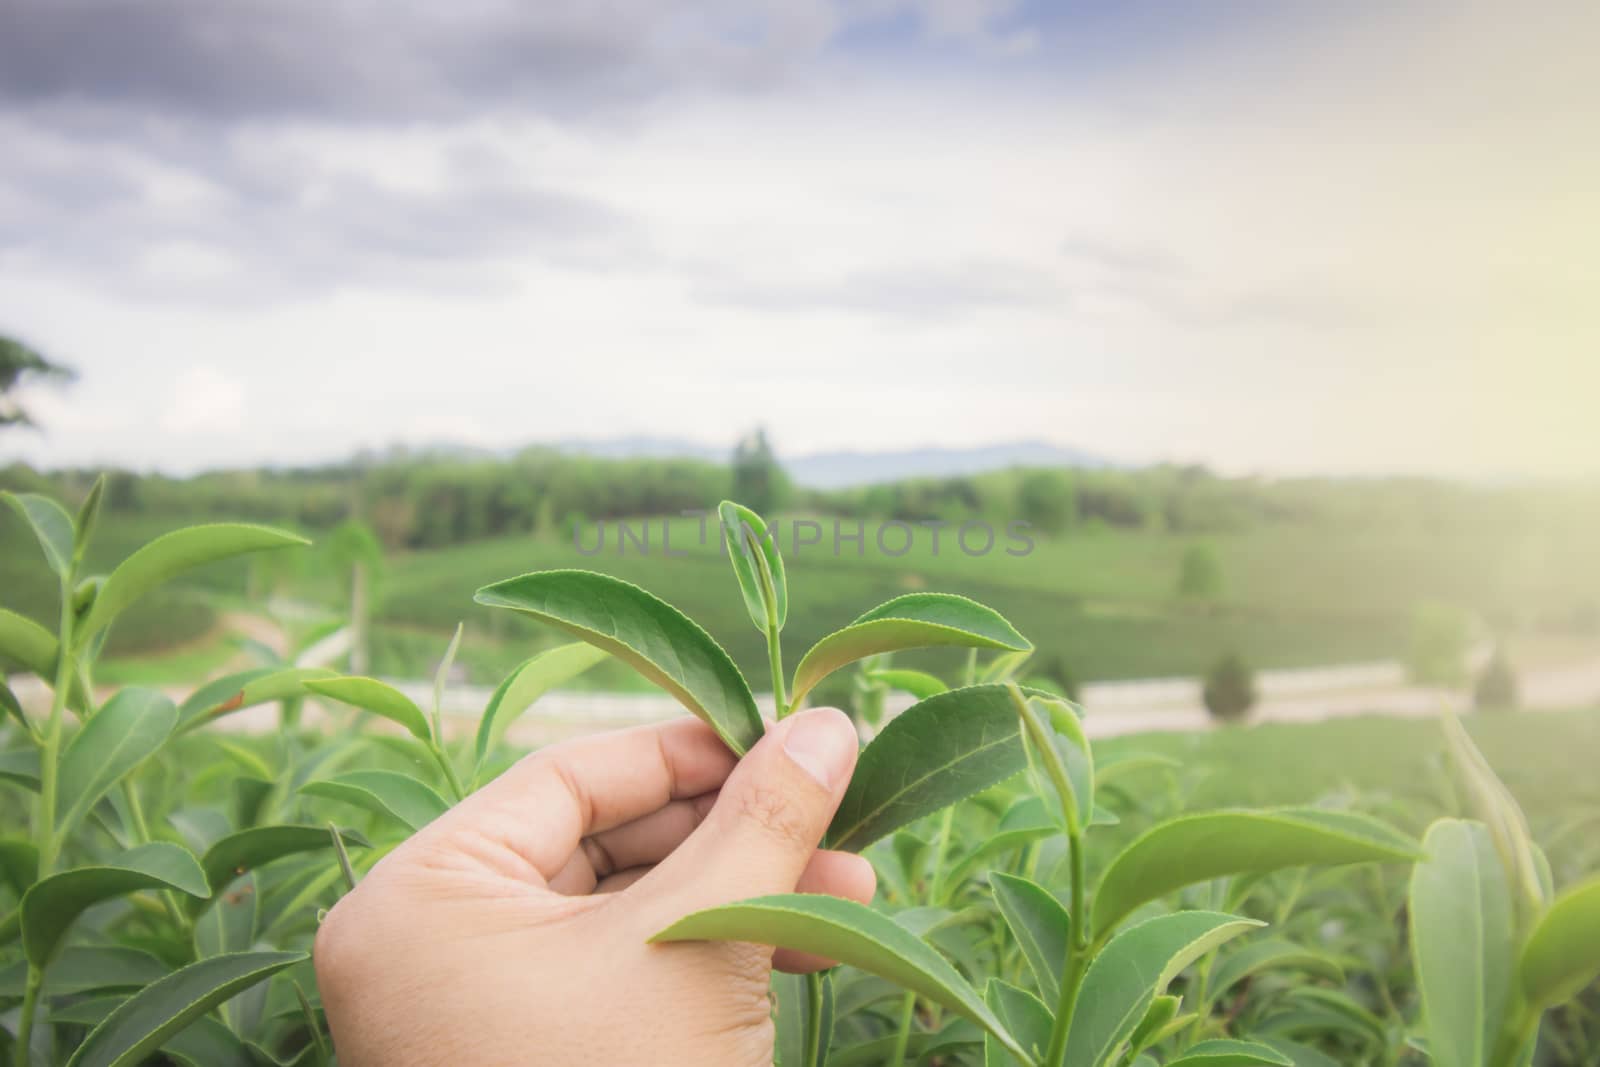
left=0, top=748, right=41, bottom=790
left=1408, top=819, right=1515, bottom=1067
left=983, top=978, right=1052, bottom=1067
left=719, top=500, right=788, bottom=632
left=652, top=893, right=1029, bottom=1062
left=1164, top=1039, right=1294, bottom=1067
left=0, top=608, right=87, bottom=711
left=474, top=642, right=609, bottom=769
left=57, top=687, right=178, bottom=833
left=866, top=669, right=949, bottom=700
left=302, top=770, right=450, bottom=832
left=1064, top=911, right=1263, bottom=1067
left=0, top=946, right=168, bottom=998
left=1206, top=939, right=1346, bottom=1003
left=194, top=825, right=366, bottom=912
left=65, top=950, right=307, bottom=1067
left=1126, top=995, right=1184, bottom=1060
left=432, top=621, right=464, bottom=741
left=990, top=873, right=1070, bottom=1004
left=474, top=570, right=763, bottom=754
left=0, top=838, right=39, bottom=894
left=74, top=475, right=106, bottom=562
left=790, top=593, right=1030, bottom=708
left=0, top=679, right=29, bottom=736
left=78, top=523, right=308, bottom=645
left=195, top=871, right=257, bottom=958
left=22, top=843, right=208, bottom=967
left=943, top=825, right=1056, bottom=895
left=1014, top=688, right=1093, bottom=834
left=773, top=971, right=833, bottom=1067
left=826, top=684, right=1029, bottom=852
left=1091, top=809, right=1421, bottom=940
left=178, top=667, right=336, bottom=732
left=3, top=491, right=75, bottom=579
left=1443, top=713, right=1546, bottom=918
left=303, top=676, right=431, bottom=742
left=1519, top=872, right=1600, bottom=1010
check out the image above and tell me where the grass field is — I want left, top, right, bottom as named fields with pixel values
left=351, top=512, right=1597, bottom=687
left=7, top=507, right=1596, bottom=690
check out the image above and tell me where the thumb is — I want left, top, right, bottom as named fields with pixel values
left=644, top=706, right=859, bottom=913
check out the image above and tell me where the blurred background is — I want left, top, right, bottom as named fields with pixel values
left=3, top=1, right=1597, bottom=734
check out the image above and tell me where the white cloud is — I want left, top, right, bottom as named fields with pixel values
left=160, top=366, right=247, bottom=436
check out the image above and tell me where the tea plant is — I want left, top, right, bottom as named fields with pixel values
left=468, top=501, right=1426, bottom=1067
left=1409, top=716, right=1600, bottom=1067
left=4, top=487, right=1598, bottom=1066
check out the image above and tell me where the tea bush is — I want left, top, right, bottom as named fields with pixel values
left=1, top=487, right=1596, bottom=1065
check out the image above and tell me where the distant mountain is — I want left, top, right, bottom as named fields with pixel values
left=786, top=442, right=1108, bottom=488
left=551, top=437, right=1107, bottom=488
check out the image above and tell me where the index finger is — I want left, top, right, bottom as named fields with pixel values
left=422, top=716, right=740, bottom=885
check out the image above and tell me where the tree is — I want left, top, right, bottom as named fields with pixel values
left=730, top=427, right=788, bottom=516
left=1, top=334, right=75, bottom=430
left=1203, top=652, right=1257, bottom=723
left=1473, top=645, right=1520, bottom=711
left=1177, top=542, right=1225, bottom=602
left=1016, top=469, right=1075, bottom=535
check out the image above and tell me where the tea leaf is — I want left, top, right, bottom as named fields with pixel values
left=943, top=825, right=1056, bottom=893
left=1519, top=872, right=1600, bottom=1010
left=0, top=839, right=39, bottom=894
left=302, top=770, right=450, bottom=832
left=1014, top=688, right=1093, bottom=834
left=178, top=667, right=336, bottom=732
left=304, top=676, right=432, bottom=741
left=78, top=524, right=309, bottom=645
left=983, top=978, right=1052, bottom=1067
left=1126, top=995, right=1184, bottom=1061
left=23, top=843, right=208, bottom=967
left=0, top=748, right=41, bottom=790
left=790, top=594, right=1030, bottom=708
left=0, top=947, right=168, bottom=1000
left=719, top=500, right=788, bottom=632
left=474, top=642, right=609, bottom=770
left=826, top=684, right=1028, bottom=853
left=773, top=971, right=833, bottom=1067
left=432, top=621, right=464, bottom=741
left=1206, top=939, right=1346, bottom=1002
left=652, top=893, right=1029, bottom=1062
left=990, top=872, right=1070, bottom=1003
left=195, top=871, right=256, bottom=960
left=1443, top=713, right=1546, bottom=918
left=57, top=688, right=178, bottom=833
left=1092, top=809, right=1421, bottom=940
left=74, top=475, right=107, bottom=562
left=3, top=491, right=75, bottom=579
left=866, top=669, right=949, bottom=700
left=1064, top=911, right=1263, bottom=1067
left=65, top=951, right=306, bottom=1067
left=1408, top=819, right=1514, bottom=1067
left=1165, top=1039, right=1294, bottom=1067
left=475, top=570, right=763, bottom=754
left=0, top=608, right=87, bottom=711
left=194, top=825, right=367, bottom=911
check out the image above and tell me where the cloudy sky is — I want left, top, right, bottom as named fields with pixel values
left=2, top=1, right=1596, bottom=478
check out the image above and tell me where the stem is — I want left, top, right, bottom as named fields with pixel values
left=430, top=742, right=466, bottom=802
left=1490, top=1006, right=1541, bottom=1067
left=14, top=966, right=41, bottom=1067
left=930, top=806, right=956, bottom=905
left=36, top=586, right=75, bottom=879
left=768, top=623, right=789, bottom=718
left=1043, top=828, right=1089, bottom=1067
left=123, top=782, right=190, bottom=934
left=889, top=990, right=916, bottom=1066
left=803, top=972, right=825, bottom=1067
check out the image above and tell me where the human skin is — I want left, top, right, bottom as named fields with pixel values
left=314, top=706, right=873, bottom=1066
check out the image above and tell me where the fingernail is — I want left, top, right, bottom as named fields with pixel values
left=782, top=708, right=857, bottom=789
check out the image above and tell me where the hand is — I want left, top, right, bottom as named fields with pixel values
left=314, top=707, right=873, bottom=1066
